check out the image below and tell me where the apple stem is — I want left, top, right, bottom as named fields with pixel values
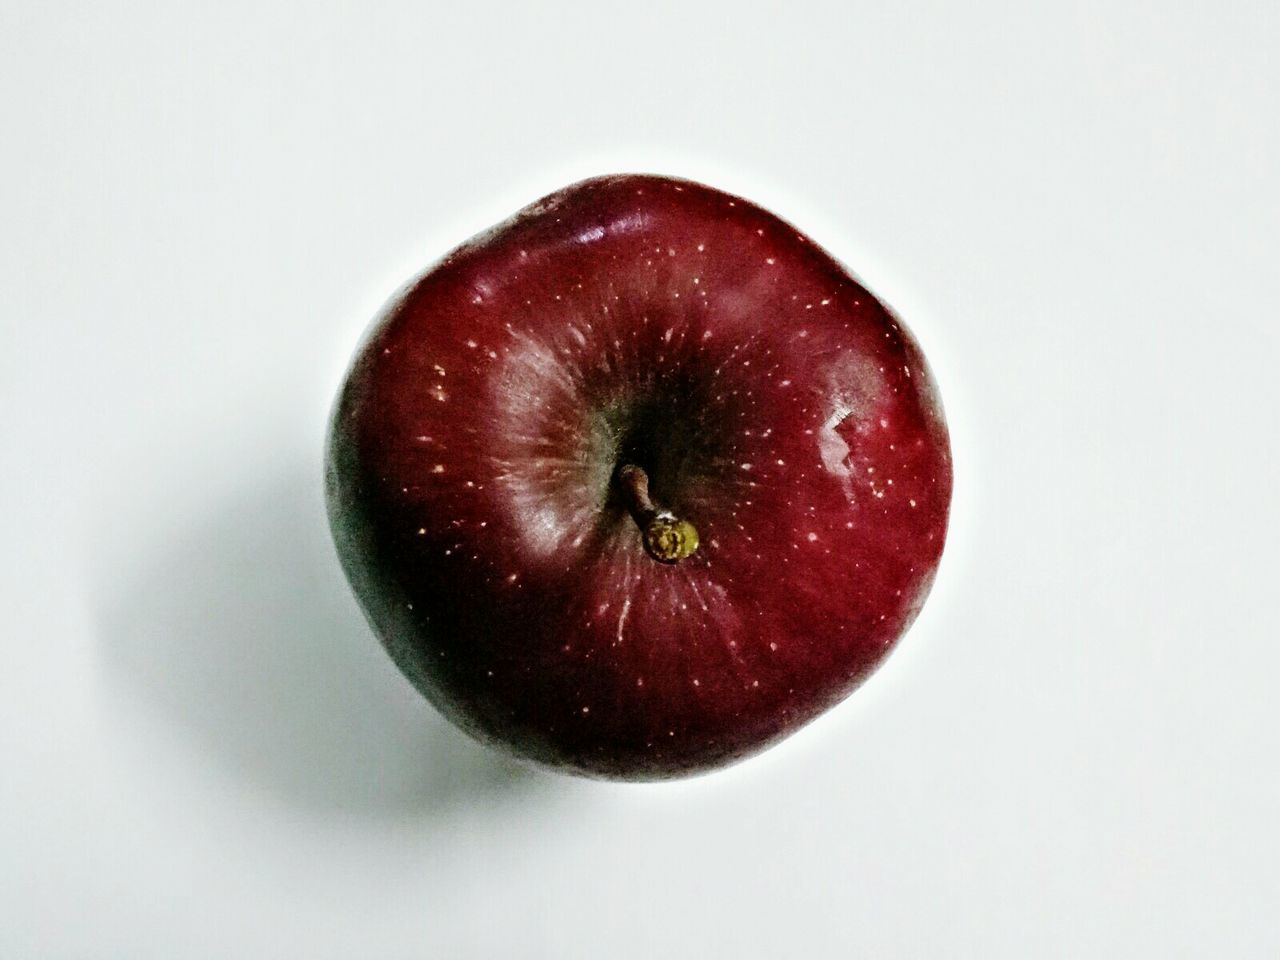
left=617, top=463, right=659, bottom=516
left=616, top=464, right=700, bottom=564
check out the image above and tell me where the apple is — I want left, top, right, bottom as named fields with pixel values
left=327, top=174, right=952, bottom=779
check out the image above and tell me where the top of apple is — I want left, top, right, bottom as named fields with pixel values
left=327, top=174, right=952, bottom=779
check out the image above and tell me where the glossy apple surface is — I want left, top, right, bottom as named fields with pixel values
left=327, top=174, right=952, bottom=779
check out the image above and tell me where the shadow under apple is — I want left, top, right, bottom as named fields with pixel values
left=94, top=463, right=551, bottom=819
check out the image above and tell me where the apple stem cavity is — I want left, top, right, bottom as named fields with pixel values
left=615, top=464, right=700, bottom=564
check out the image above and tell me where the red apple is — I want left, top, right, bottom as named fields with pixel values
left=327, top=174, right=952, bottom=779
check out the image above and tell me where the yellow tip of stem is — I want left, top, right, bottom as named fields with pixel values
left=643, top=515, right=700, bottom=564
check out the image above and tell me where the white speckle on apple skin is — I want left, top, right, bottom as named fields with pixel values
left=616, top=597, right=632, bottom=646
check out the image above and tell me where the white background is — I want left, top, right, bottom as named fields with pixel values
left=3, top=2, right=1278, bottom=956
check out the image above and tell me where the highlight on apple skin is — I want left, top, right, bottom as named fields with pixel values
left=326, top=174, right=952, bottom=780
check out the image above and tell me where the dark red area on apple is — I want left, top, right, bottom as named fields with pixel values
left=327, top=174, right=952, bottom=779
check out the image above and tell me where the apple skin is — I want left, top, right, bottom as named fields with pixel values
left=327, top=174, right=952, bottom=780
